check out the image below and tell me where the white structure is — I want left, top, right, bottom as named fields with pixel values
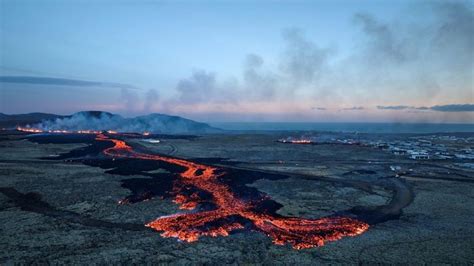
left=408, top=150, right=430, bottom=160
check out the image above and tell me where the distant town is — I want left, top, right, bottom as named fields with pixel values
left=278, top=133, right=474, bottom=169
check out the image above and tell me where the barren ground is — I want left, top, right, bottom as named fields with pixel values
left=0, top=132, right=473, bottom=264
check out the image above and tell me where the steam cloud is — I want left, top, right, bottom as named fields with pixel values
left=119, top=88, right=161, bottom=113
left=35, top=111, right=218, bottom=134
left=3, top=1, right=471, bottom=122
left=169, top=1, right=473, bottom=118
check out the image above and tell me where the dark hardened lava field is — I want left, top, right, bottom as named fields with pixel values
left=8, top=132, right=416, bottom=249
left=1, top=130, right=473, bottom=264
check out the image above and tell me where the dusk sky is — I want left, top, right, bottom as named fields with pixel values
left=0, top=0, right=473, bottom=123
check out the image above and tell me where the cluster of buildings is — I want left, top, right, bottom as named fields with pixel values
left=367, top=135, right=474, bottom=161
left=277, top=133, right=474, bottom=162
left=277, top=135, right=362, bottom=145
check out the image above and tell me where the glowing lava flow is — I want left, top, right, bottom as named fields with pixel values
left=96, top=134, right=369, bottom=249
left=16, top=127, right=103, bottom=134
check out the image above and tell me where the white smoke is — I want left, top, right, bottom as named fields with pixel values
left=34, top=111, right=219, bottom=134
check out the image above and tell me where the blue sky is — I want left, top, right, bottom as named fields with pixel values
left=0, top=0, right=473, bottom=122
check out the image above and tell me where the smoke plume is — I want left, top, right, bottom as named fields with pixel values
left=35, top=111, right=219, bottom=134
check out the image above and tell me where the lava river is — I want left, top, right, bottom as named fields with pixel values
left=96, top=133, right=369, bottom=249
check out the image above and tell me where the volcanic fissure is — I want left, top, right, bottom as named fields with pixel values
left=93, top=133, right=369, bottom=249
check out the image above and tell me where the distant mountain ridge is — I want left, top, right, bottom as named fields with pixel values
left=0, top=112, right=65, bottom=128
left=0, top=111, right=221, bottom=134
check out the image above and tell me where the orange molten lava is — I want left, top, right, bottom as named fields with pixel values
left=16, top=127, right=103, bottom=134
left=96, top=134, right=369, bottom=249
left=16, top=127, right=44, bottom=133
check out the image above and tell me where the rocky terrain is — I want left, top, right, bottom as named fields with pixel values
left=0, top=131, right=473, bottom=264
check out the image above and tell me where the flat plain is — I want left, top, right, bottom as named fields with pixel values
left=0, top=131, right=473, bottom=264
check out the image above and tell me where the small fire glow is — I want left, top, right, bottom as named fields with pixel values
left=16, top=127, right=44, bottom=133
left=76, top=130, right=101, bottom=134
left=17, top=127, right=105, bottom=135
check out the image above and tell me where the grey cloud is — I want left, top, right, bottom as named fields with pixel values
left=167, top=1, right=472, bottom=118
left=431, top=2, right=474, bottom=69
left=172, top=29, right=332, bottom=105
left=120, top=88, right=141, bottom=111
left=341, top=106, right=365, bottom=111
left=353, top=2, right=474, bottom=67
left=280, top=28, right=332, bottom=85
left=378, top=104, right=474, bottom=112
left=119, top=88, right=164, bottom=113
left=377, top=105, right=413, bottom=110
left=144, top=89, right=159, bottom=112
left=245, top=53, right=264, bottom=68
left=0, top=76, right=138, bottom=89
left=430, top=104, right=474, bottom=112
left=350, top=2, right=473, bottom=103
left=173, top=62, right=275, bottom=106
left=415, top=106, right=430, bottom=110
left=354, top=13, right=409, bottom=63
left=311, top=107, right=326, bottom=111
left=175, top=70, right=217, bottom=104
left=243, top=54, right=278, bottom=99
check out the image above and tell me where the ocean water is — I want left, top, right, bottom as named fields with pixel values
left=210, top=122, right=474, bottom=134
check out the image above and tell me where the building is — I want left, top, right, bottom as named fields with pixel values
left=408, top=150, right=430, bottom=160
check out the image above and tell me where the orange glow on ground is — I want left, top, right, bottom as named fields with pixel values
left=16, top=127, right=102, bottom=134
left=16, top=127, right=44, bottom=133
left=95, top=133, right=369, bottom=249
